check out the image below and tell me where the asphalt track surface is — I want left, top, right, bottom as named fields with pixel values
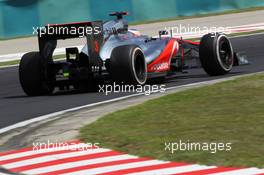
left=0, top=34, right=263, bottom=129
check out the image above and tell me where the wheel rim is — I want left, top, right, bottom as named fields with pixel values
left=216, top=35, right=233, bottom=71
left=132, top=48, right=147, bottom=84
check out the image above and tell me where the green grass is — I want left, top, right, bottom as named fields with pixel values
left=80, top=73, right=264, bottom=168
left=0, top=60, right=21, bottom=67
left=130, top=6, right=264, bottom=25
left=0, top=54, right=66, bottom=67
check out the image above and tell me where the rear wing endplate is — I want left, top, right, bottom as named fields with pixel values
left=38, top=21, right=103, bottom=63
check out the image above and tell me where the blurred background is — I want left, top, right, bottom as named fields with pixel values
left=0, top=0, right=264, bottom=39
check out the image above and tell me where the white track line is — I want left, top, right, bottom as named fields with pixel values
left=229, top=32, right=264, bottom=38
left=0, top=93, right=145, bottom=135
left=0, top=64, right=19, bottom=69
left=0, top=46, right=83, bottom=62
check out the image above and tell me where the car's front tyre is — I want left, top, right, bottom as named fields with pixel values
left=199, top=33, right=234, bottom=76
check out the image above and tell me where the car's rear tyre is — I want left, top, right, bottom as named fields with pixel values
left=199, top=33, right=234, bottom=76
left=19, top=52, right=54, bottom=96
left=110, top=45, right=147, bottom=85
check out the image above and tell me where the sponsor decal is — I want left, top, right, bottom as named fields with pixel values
left=152, top=62, right=169, bottom=71
left=94, top=40, right=100, bottom=53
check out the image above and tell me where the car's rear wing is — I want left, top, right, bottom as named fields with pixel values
left=38, top=21, right=103, bottom=64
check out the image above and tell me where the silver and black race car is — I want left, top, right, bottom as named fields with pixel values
left=19, top=12, right=247, bottom=96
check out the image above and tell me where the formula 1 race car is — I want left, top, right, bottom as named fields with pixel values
left=19, top=12, right=247, bottom=96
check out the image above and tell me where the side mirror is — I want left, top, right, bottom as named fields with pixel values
left=159, top=30, right=169, bottom=39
